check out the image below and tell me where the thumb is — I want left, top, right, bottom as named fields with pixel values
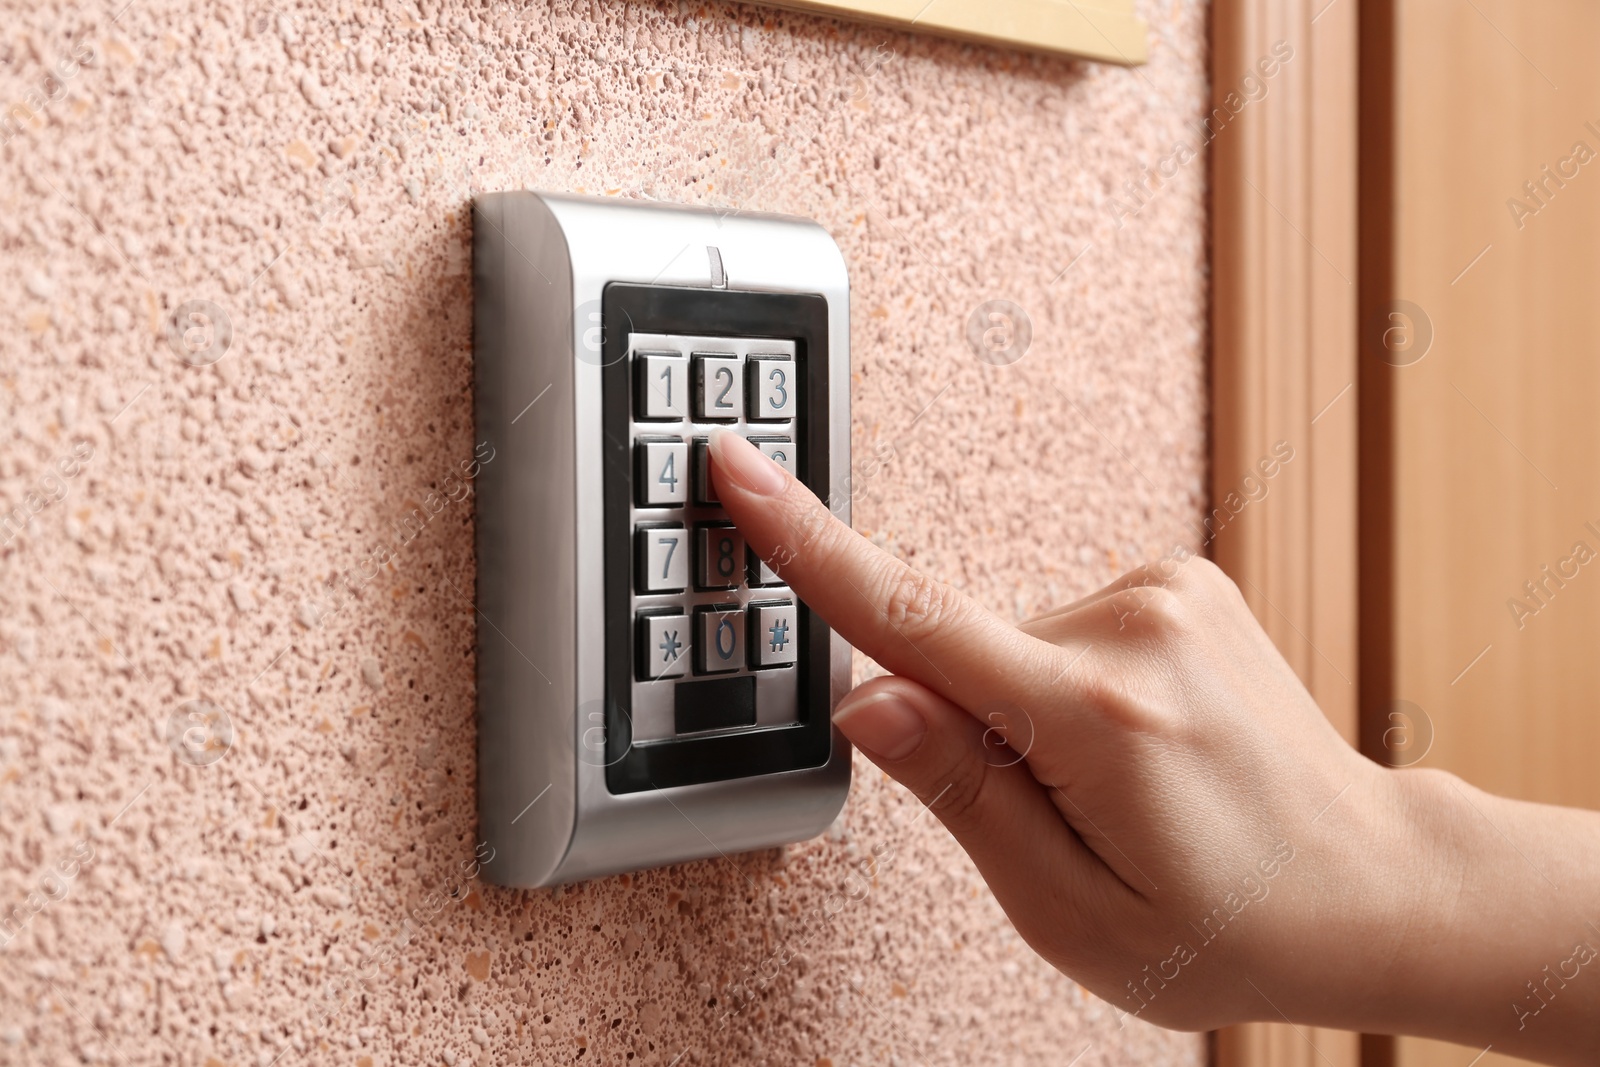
left=834, top=675, right=1109, bottom=922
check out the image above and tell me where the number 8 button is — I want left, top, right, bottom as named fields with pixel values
left=749, top=354, right=795, bottom=420
left=693, top=353, right=743, bottom=421
left=696, top=524, right=744, bottom=590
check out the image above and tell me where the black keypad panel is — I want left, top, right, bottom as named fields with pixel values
left=599, top=283, right=834, bottom=796
left=624, top=331, right=803, bottom=745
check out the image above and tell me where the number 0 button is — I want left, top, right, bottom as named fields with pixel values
left=693, top=354, right=743, bottom=421
left=635, top=439, right=688, bottom=507
left=749, top=355, right=796, bottom=420
left=696, top=606, right=745, bottom=674
left=696, top=524, right=744, bottom=589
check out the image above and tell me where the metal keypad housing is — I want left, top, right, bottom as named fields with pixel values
left=473, top=191, right=851, bottom=888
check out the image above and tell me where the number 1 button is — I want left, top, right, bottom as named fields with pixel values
left=693, top=354, right=743, bottom=421
left=635, top=439, right=688, bottom=507
left=748, top=355, right=795, bottom=420
left=634, top=352, right=686, bottom=420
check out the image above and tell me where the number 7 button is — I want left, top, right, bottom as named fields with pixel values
left=636, top=526, right=688, bottom=593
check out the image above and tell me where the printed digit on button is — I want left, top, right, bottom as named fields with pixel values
left=748, top=355, right=796, bottom=421
left=751, top=437, right=796, bottom=478
left=693, top=354, right=743, bottom=421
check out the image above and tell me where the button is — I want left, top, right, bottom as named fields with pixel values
left=635, top=351, right=687, bottom=420
left=696, top=605, right=745, bottom=674
left=692, top=437, right=719, bottom=505
left=693, top=354, right=743, bottom=420
left=750, top=437, right=796, bottom=478
left=748, top=601, right=799, bottom=669
left=747, top=545, right=783, bottom=587
left=636, top=525, right=688, bottom=593
left=748, top=355, right=797, bottom=420
left=638, top=612, right=690, bottom=681
left=697, top=524, right=744, bottom=589
left=635, top=438, right=688, bottom=507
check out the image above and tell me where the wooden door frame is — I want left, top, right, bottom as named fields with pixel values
left=1209, top=0, right=1361, bottom=1063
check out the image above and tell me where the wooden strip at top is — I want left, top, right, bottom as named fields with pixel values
left=756, top=0, right=1148, bottom=64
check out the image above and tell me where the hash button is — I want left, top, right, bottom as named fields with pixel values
left=748, top=600, right=799, bottom=669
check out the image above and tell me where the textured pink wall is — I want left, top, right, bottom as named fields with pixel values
left=0, top=0, right=1208, bottom=1063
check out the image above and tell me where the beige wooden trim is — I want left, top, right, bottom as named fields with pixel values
left=1210, top=0, right=1360, bottom=1063
left=762, top=0, right=1147, bottom=64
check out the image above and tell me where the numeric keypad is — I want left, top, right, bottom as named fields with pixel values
left=625, top=333, right=803, bottom=740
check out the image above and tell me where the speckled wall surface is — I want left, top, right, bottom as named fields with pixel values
left=0, top=0, right=1208, bottom=1063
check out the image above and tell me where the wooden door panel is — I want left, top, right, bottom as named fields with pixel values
left=1366, top=1, right=1600, bottom=1064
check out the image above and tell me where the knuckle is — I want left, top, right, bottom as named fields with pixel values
left=921, top=746, right=993, bottom=835
left=1182, top=555, right=1227, bottom=592
left=1109, top=584, right=1189, bottom=639
left=1197, top=556, right=1249, bottom=606
left=881, top=566, right=956, bottom=642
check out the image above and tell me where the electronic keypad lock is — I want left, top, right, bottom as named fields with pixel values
left=473, top=192, right=852, bottom=887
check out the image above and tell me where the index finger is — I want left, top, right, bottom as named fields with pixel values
left=708, top=429, right=1059, bottom=713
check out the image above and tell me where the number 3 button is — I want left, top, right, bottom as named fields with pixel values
left=696, top=524, right=744, bottom=590
left=748, top=355, right=795, bottom=420
left=693, top=354, right=743, bottom=421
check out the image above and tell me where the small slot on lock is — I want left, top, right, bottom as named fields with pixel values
left=674, top=675, right=757, bottom=734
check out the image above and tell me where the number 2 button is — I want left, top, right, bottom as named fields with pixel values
left=693, top=354, right=743, bottom=421
left=749, top=355, right=795, bottom=420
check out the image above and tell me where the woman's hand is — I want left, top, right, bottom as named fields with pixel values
left=708, top=429, right=1600, bottom=1065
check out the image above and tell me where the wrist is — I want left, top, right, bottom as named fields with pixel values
left=1352, top=766, right=1600, bottom=1062
left=1256, top=763, right=1472, bottom=1034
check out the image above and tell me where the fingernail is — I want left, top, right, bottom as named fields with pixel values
left=833, top=691, right=927, bottom=762
left=708, top=428, right=787, bottom=497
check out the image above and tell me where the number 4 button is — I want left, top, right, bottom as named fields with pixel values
left=635, top=439, right=688, bottom=507
left=749, top=355, right=795, bottom=420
